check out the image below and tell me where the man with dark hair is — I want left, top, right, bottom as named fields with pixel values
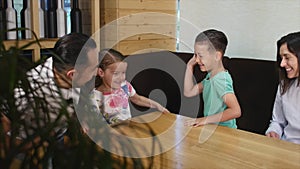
left=1, top=33, right=98, bottom=167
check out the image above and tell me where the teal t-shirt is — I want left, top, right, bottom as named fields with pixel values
left=202, top=71, right=237, bottom=128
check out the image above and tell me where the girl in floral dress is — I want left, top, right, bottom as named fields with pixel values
left=93, top=49, right=169, bottom=124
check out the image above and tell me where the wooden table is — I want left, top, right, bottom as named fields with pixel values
left=110, top=112, right=300, bottom=169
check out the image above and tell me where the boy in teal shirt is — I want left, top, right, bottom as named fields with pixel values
left=184, top=29, right=241, bottom=128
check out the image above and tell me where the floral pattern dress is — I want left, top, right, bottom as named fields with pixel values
left=91, top=81, right=136, bottom=124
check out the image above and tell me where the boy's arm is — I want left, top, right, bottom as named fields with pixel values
left=184, top=57, right=203, bottom=97
left=210, top=93, right=241, bottom=123
left=187, top=93, right=241, bottom=127
left=130, top=94, right=170, bottom=113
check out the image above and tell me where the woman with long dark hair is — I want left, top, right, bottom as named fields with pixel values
left=265, top=31, right=300, bottom=144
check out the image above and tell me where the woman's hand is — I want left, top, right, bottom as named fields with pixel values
left=266, top=131, right=280, bottom=139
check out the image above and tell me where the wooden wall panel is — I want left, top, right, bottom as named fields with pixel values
left=117, top=38, right=177, bottom=55
left=124, top=34, right=176, bottom=41
left=101, top=10, right=176, bottom=25
left=99, top=0, right=177, bottom=55
left=81, top=0, right=92, bottom=35
left=101, top=9, right=118, bottom=25
left=119, top=0, right=176, bottom=11
left=101, top=0, right=118, bottom=9
left=100, top=34, right=175, bottom=52
left=119, top=9, right=176, bottom=16
left=116, top=13, right=176, bottom=25
left=100, top=25, right=176, bottom=40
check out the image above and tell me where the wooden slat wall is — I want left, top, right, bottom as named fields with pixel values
left=81, top=1, right=92, bottom=35
left=118, top=0, right=177, bottom=11
left=100, top=0, right=177, bottom=55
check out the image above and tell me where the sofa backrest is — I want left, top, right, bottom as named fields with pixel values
left=228, top=58, right=279, bottom=134
left=127, top=51, right=201, bottom=118
left=127, top=51, right=279, bottom=134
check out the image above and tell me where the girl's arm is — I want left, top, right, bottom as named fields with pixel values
left=130, top=93, right=170, bottom=113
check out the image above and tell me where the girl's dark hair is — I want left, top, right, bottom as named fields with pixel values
left=98, top=48, right=126, bottom=70
left=52, top=33, right=97, bottom=73
left=95, top=48, right=126, bottom=87
left=276, top=31, right=300, bottom=95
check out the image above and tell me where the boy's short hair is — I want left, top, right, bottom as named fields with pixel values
left=195, top=29, right=228, bottom=55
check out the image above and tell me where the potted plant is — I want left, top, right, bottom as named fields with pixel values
left=0, top=28, right=160, bottom=169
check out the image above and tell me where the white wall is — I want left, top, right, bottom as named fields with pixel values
left=178, top=0, right=300, bottom=61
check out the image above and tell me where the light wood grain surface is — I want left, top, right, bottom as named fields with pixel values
left=112, top=112, right=300, bottom=169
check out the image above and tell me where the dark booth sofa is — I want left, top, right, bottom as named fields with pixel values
left=127, top=51, right=279, bottom=135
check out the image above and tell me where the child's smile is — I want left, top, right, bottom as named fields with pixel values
left=102, top=62, right=128, bottom=90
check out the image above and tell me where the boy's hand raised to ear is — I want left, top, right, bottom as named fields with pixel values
left=187, top=55, right=198, bottom=68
